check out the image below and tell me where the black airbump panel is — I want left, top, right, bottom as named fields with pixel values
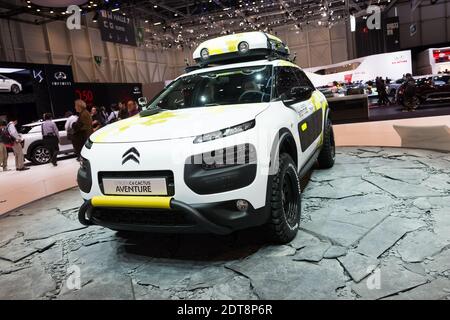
left=298, top=109, right=323, bottom=152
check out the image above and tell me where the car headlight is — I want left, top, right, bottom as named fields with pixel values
left=84, top=138, right=93, bottom=150
left=193, top=120, right=255, bottom=144
left=200, top=48, right=209, bottom=60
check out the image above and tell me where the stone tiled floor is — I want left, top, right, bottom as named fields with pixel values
left=0, top=147, right=449, bottom=300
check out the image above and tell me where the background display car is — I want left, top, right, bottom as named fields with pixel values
left=20, top=118, right=74, bottom=164
left=0, top=74, right=22, bottom=94
left=387, top=78, right=405, bottom=97
left=77, top=32, right=335, bottom=244
left=396, top=74, right=450, bottom=106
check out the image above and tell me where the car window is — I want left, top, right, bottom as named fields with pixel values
left=292, top=68, right=315, bottom=89
left=55, top=121, right=66, bottom=132
left=434, top=75, right=450, bottom=85
left=274, top=67, right=298, bottom=100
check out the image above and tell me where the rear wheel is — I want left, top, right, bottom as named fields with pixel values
left=11, top=84, right=20, bottom=94
left=265, top=153, right=301, bottom=244
left=317, top=119, right=335, bottom=169
left=31, top=145, right=51, bottom=165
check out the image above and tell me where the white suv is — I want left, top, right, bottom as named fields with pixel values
left=21, top=118, right=74, bottom=164
left=77, top=32, right=335, bottom=243
left=0, top=75, right=22, bottom=94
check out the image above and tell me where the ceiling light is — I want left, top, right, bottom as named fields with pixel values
left=111, top=8, right=119, bottom=12
left=153, top=22, right=161, bottom=25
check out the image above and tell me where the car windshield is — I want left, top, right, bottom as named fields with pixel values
left=148, top=65, right=273, bottom=110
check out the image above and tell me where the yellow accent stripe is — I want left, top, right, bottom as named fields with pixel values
left=91, top=196, right=172, bottom=209
left=301, top=123, right=308, bottom=131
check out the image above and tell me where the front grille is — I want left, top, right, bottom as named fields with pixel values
left=92, top=208, right=194, bottom=226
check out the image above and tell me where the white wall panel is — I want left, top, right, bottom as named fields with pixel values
left=331, top=40, right=348, bottom=64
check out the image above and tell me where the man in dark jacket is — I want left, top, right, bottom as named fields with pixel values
left=72, top=99, right=93, bottom=160
left=402, top=74, right=417, bottom=112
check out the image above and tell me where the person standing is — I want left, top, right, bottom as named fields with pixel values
left=0, top=120, right=10, bottom=171
left=72, top=100, right=93, bottom=160
left=91, top=106, right=105, bottom=131
left=127, top=100, right=139, bottom=117
left=41, top=113, right=60, bottom=166
left=402, top=73, right=417, bottom=112
left=118, top=101, right=129, bottom=120
left=6, top=116, right=29, bottom=171
left=64, top=111, right=78, bottom=141
left=106, top=104, right=120, bottom=124
left=379, top=78, right=391, bottom=106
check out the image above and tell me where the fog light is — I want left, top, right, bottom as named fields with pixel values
left=238, top=41, right=249, bottom=54
left=200, top=48, right=209, bottom=60
left=236, top=200, right=249, bottom=212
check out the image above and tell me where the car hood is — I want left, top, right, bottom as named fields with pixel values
left=90, top=103, right=270, bottom=143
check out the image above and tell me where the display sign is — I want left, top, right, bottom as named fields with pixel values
left=305, top=50, right=413, bottom=87
left=433, top=49, right=450, bottom=64
left=386, top=17, right=400, bottom=52
left=410, top=24, right=417, bottom=37
left=74, top=83, right=143, bottom=109
left=98, top=10, right=137, bottom=46
left=45, top=64, right=76, bottom=118
left=0, top=61, right=75, bottom=124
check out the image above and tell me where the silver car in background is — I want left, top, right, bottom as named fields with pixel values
left=20, top=118, right=75, bottom=165
left=0, top=74, right=22, bottom=94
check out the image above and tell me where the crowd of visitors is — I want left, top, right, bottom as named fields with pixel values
left=0, top=99, right=140, bottom=170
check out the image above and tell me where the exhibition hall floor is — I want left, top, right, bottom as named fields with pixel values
left=0, top=147, right=449, bottom=300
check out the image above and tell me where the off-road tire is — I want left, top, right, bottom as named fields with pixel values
left=265, top=153, right=301, bottom=244
left=317, top=119, right=335, bottom=169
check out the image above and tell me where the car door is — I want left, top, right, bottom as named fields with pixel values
left=0, top=75, right=7, bottom=91
left=274, top=66, right=320, bottom=162
left=292, top=68, right=325, bottom=156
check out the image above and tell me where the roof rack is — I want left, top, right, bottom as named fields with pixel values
left=191, top=31, right=292, bottom=69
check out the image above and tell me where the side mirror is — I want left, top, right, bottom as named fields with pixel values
left=289, top=86, right=314, bottom=101
left=138, top=97, right=148, bottom=107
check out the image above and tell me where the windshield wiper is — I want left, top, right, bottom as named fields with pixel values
left=139, top=107, right=165, bottom=117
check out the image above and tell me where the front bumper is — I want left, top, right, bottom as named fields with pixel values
left=78, top=195, right=269, bottom=235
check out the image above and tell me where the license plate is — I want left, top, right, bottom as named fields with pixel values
left=102, top=177, right=168, bottom=196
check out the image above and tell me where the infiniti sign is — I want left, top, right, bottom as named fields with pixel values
left=54, top=72, right=67, bottom=80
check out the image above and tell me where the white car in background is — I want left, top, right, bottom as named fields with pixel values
left=20, top=118, right=75, bottom=165
left=0, top=75, right=22, bottom=94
